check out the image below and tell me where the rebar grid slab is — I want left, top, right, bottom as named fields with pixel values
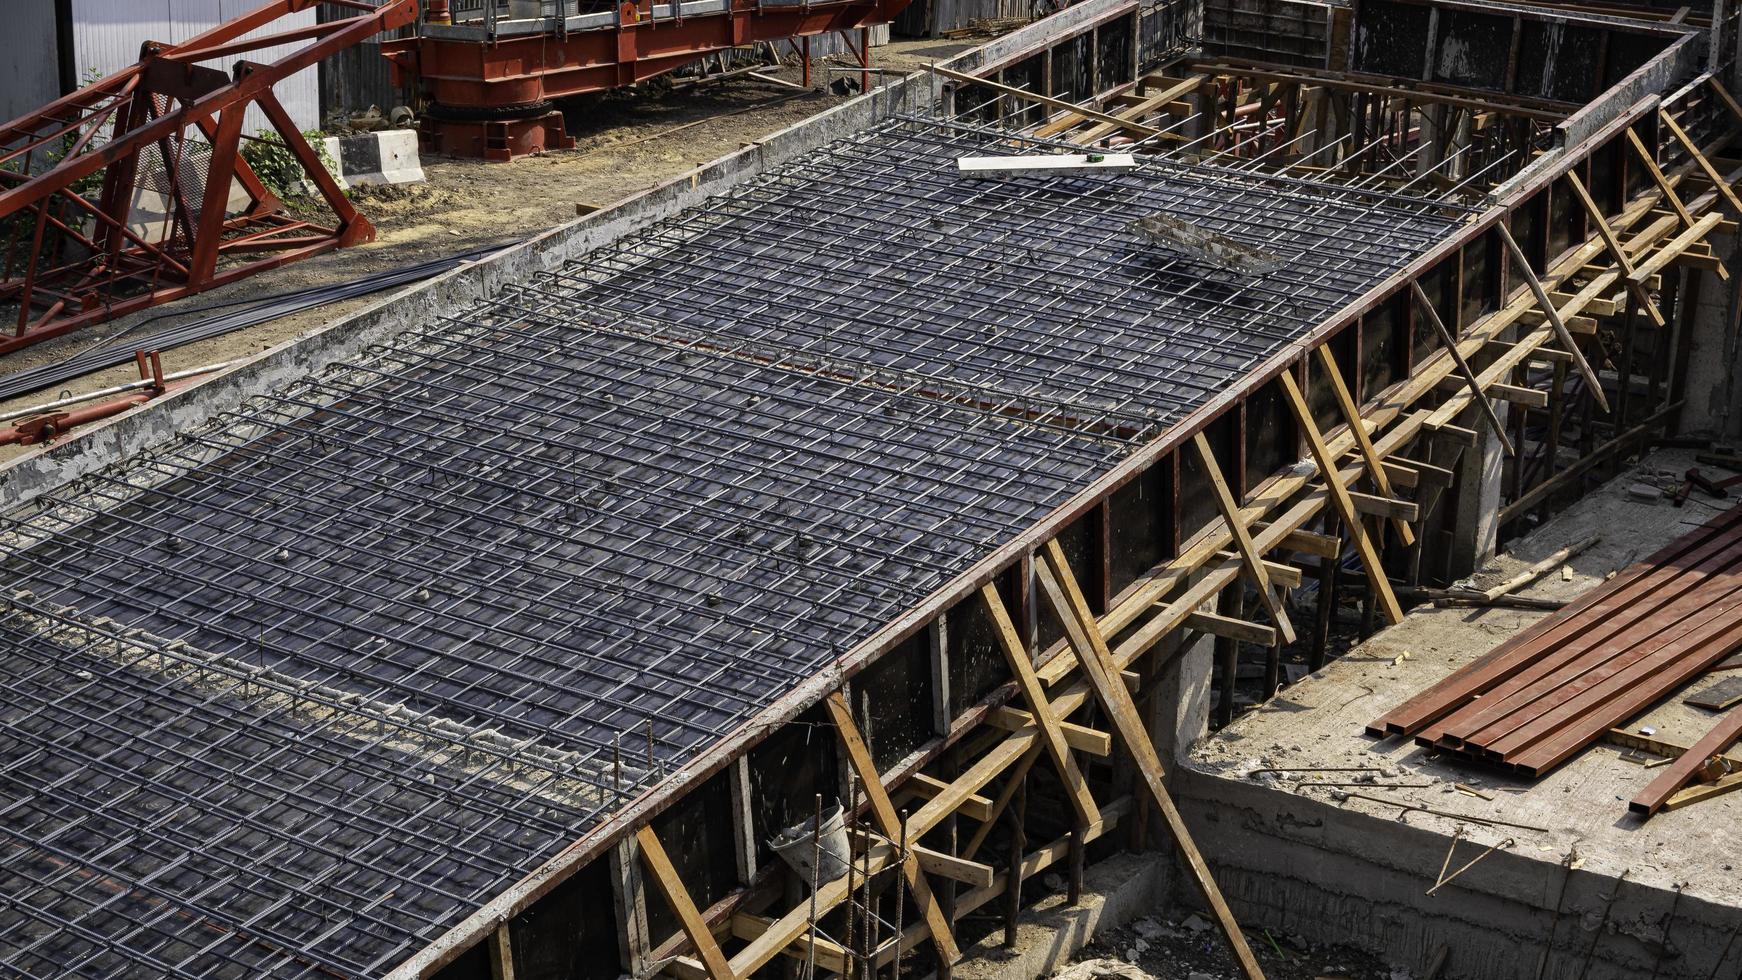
left=0, top=114, right=1461, bottom=978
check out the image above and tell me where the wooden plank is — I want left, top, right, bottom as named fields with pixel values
left=1035, top=542, right=1267, bottom=980
left=637, top=825, right=736, bottom=980
left=1630, top=705, right=1742, bottom=817
left=489, top=923, right=516, bottom=980
left=1409, top=281, right=1518, bottom=455
left=913, top=844, right=997, bottom=888
left=1192, top=432, right=1297, bottom=644
left=1662, top=769, right=1742, bottom=811
left=1626, top=213, right=1724, bottom=284
left=1564, top=171, right=1667, bottom=328
left=1262, top=525, right=1341, bottom=556
left=730, top=915, right=849, bottom=975
left=1316, top=345, right=1416, bottom=546
left=988, top=706, right=1113, bottom=756
left=1221, top=554, right=1304, bottom=588
left=1349, top=491, right=1420, bottom=522
left=1278, top=370, right=1404, bottom=625
left=1661, top=108, right=1742, bottom=216
left=962, top=745, right=1043, bottom=860
left=1185, top=609, right=1280, bottom=646
left=906, top=772, right=994, bottom=820
left=1495, top=223, right=1610, bottom=414
left=822, top=692, right=961, bottom=966
left=980, top=583, right=1102, bottom=826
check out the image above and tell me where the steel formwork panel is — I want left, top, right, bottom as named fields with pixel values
left=0, top=114, right=1461, bottom=978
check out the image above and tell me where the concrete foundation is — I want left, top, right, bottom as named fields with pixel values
left=1172, top=449, right=1742, bottom=980
left=952, top=852, right=1170, bottom=980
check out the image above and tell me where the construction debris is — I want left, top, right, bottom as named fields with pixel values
left=1132, top=212, right=1285, bottom=276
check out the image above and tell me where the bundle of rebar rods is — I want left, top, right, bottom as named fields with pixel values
left=1368, top=504, right=1742, bottom=777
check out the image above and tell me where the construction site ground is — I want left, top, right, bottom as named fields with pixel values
left=1175, top=447, right=1742, bottom=979
left=0, top=34, right=981, bottom=456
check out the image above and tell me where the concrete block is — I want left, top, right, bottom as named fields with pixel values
left=320, top=129, right=426, bottom=190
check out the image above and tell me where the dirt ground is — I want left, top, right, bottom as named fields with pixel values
left=0, top=35, right=979, bottom=457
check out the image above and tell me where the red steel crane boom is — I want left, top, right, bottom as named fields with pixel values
left=0, top=0, right=416, bottom=355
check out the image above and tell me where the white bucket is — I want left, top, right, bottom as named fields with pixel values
left=768, top=805, right=851, bottom=888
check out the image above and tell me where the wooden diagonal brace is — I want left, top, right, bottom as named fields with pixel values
left=1408, top=281, right=1517, bottom=456
left=1278, top=370, right=1404, bottom=625
left=1625, top=128, right=1701, bottom=238
left=1661, top=108, right=1742, bottom=217
left=1315, top=345, right=1416, bottom=546
left=1035, top=542, right=1267, bottom=980
left=1563, top=172, right=1667, bottom=328
left=963, top=744, right=1043, bottom=860
left=636, top=825, right=737, bottom=980
left=1495, top=223, right=1610, bottom=414
left=1191, top=432, right=1297, bottom=644
left=822, top=692, right=961, bottom=967
left=980, top=583, right=1103, bottom=827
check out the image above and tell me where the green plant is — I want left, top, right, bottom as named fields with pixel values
left=239, top=128, right=343, bottom=201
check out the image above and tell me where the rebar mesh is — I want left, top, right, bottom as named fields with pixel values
left=0, top=112, right=1462, bottom=978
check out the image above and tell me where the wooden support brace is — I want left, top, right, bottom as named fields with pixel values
left=1316, top=345, right=1416, bottom=545
left=1258, top=525, right=1341, bottom=556
left=980, top=583, right=1103, bottom=826
left=1185, top=609, right=1280, bottom=646
left=962, top=745, right=1042, bottom=861
left=1423, top=419, right=1480, bottom=447
left=1034, top=542, right=1267, bottom=980
left=905, top=772, right=995, bottom=821
left=1627, top=213, right=1725, bottom=285
left=822, top=692, right=961, bottom=966
left=731, top=915, right=850, bottom=975
left=637, top=825, right=737, bottom=980
left=1191, top=432, right=1297, bottom=644
left=1277, top=370, right=1405, bottom=625
left=1628, top=124, right=1697, bottom=232
left=1495, top=223, right=1610, bottom=413
left=932, top=65, right=1168, bottom=139
left=1564, top=171, right=1667, bottom=328
left=1661, top=108, right=1742, bottom=217
left=489, top=922, right=516, bottom=980
left=1219, top=553, right=1304, bottom=588
left=1437, top=377, right=1549, bottom=407
left=1409, top=280, right=1519, bottom=454
left=988, top=706, right=1113, bottom=756
left=1348, top=491, right=1420, bottom=521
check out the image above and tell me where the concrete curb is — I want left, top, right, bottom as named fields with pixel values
left=321, top=129, right=425, bottom=189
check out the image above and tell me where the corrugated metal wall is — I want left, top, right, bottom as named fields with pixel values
left=68, top=0, right=321, bottom=133
left=1, top=2, right=64, bottom=125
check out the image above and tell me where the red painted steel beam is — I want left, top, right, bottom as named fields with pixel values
left=0, top=0, right=416, bottom=354
left=1630, top=708, right=1742, bottom=817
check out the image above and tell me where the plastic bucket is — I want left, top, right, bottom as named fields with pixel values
left=768, top=805, right=851, bottom=888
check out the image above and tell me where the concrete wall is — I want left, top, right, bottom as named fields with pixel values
left=1172, top=773, right=1740, bottom=980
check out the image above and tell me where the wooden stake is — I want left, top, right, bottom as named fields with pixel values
left=1035, top=541, right=1267, bottom=980
left=1660, top=108, right=1742, bottom=216
left=1563, top=172, right=1667, bottom=328
left=822, top=692, right=962, bottom=967
left=1191, top=431, right=1297, bottom=644
left=1495, top=223, right=1610, bottom=413
left=1408, top=281, right=1518, bottom=456
left=636, top=825, right=737, bottom=980
left=1316, top=345, right=1417, bottom=545
left=1277, top=370, right=1404, bottom=625
left=980, top=582, right=1103, bottom=827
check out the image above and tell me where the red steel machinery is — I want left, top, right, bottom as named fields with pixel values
left=383, top=0, right=904, bottom=160
left=0, top=0, right=416, bottom=355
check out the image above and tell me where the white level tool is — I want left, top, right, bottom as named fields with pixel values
left=956, top=153, right=1137, bottom=175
